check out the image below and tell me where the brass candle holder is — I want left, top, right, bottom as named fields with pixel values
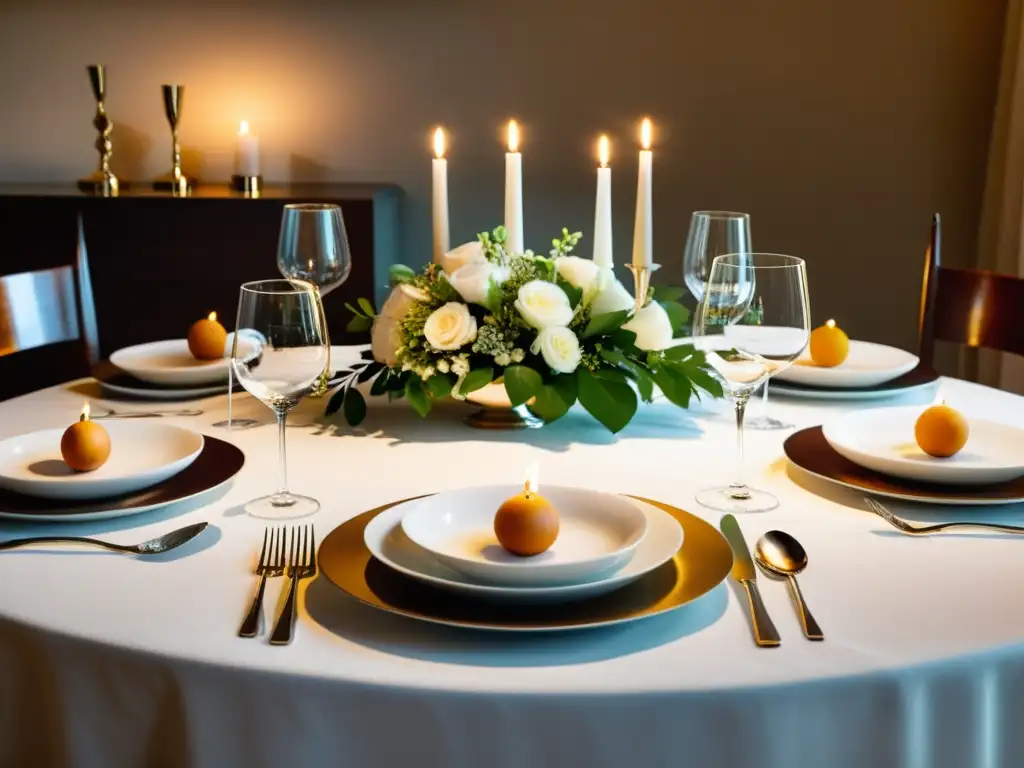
left=626, top=263, right=660, bottom=313
left=153, top=84, right=194, bottom=195
left=77, top=65, right=119, bottom=197
left=230, top=174, right=263, bottom=197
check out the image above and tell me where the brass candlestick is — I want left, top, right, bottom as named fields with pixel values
left=153, top=84, right=193, bottom=195
left=77, top=65, right=119, bottom=197
left=626, top=263, right=660, bottom=314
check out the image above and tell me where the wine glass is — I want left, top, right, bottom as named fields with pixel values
left=683, top=211, right=751, bottom=302
left=692, top=253, right=810, bottom=513
left=277, top=203, right=352, bottom=395
left=232, top=279, right=329, bottom=519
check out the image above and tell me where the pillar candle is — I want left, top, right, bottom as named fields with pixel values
left=593, top=135, right=613, bottom=269
left=432, top=127, right=450, bottom=264
left=504, top=119, right=524, bottom=255
left=631, top=117, right=653, bottom=269
left=234, top=120, right=260, bottom=177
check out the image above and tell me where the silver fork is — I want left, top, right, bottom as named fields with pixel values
left=270, top=525, right=316, bottom=646
left=238, top=528, right=286, bottom=638
left=865, top=497, right=1024, bottom=536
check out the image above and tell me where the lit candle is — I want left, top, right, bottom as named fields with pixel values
left=234, top=120, right=260, bottom=177
left=188, top=311, right=227, bottom=361
left=432, top=127, right=450, bottom=265
left=61, top=402, right=111, bottom=472
left=493, top=462, right=559, bottom=557
left=504, top=119, right=524, bottom=255
left=593, top=135, right=613, bottom=269
left=631, top=117, right=653, bottom=269
left=809, top=318, right=849, bottom=368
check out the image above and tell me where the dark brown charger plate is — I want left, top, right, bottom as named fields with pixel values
left=772, top=364, right=940, bottom=396
left=784, top=427, right=1024, bottom=505
left=0, top=436, right=245, bottom=521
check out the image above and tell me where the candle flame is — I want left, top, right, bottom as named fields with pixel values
left=524, top=461, right=539, bottom=497
left=507, top=120, right=520, bottom=153
left=80, top=402, right=90, bottom=422
left=825, top=318, right=836, bottom=329
left=598, top=135, right=610, bottom=167
left=208, top=311, right=217, bottom=323
left=640, top=117, right=652, bottom=150
left=239, top=120, right=249, bottom=136
left=433, top=127, right=446, bottom=159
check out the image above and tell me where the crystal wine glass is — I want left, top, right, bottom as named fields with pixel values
left=232, top=279, right=329, bottom=519
left=692, top=253, right=810, bottom=513
left=277, top=203, right=352, bottom=395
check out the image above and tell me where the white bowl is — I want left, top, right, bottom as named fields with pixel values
left=110, top=333, right=260, bottom=386
left=366, top=496, right=681, bottom=604
left=0, top=423, right=205, bottom=500
left=822, top=406, right=1024, bottom=485
left=774, top=340, right=919, bottom=389
left=400, top=484, right=649, bottom=587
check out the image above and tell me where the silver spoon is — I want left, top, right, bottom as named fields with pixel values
left=754, top=530, right=824, bottom=641
left=0, top=522, right=208, bottom=555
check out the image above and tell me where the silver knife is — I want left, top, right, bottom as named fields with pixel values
left=720, top=514, right=781, bottom=647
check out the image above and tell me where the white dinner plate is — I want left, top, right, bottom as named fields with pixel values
left=109, top=334, right=260, bottom=386
left=770, top=377, right=939, bottom=401
left=773, top=341, right=919, bottom=389
left=400, top=484, right=649, bottom=587
left=0, top=423, right=205, bottom=500
left=822, top=406, right=1024, bottom=485
left=365, top=497, right=682, bottom=604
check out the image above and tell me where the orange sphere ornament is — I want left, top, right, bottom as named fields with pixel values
left=915, top=403, right=969, bottom=458
left=809, top=319, right=849, bottom=367
left=494, top=465, right=559, bottom=557
left=187, top=312, right=227, bottom=361
left=60, top=403, right=111, bottom=472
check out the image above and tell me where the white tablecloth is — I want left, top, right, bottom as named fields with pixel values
left=2, top=352, right=1024, bottom=767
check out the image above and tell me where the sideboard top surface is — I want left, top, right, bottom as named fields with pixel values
left=0, top=182, right=400, bottom=201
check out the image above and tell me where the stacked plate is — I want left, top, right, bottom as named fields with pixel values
left=319, top=485, right=735, bottom=632
left=772, top=341, right=938, bottom=401
left=785, top=406, right=1024, bottom=505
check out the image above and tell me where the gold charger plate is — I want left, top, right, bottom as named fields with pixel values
left=784, top=427, right=1024, bottom=506
left=318, top=495, right=734, bottom=632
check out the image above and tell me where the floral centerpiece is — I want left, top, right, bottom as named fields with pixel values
left=327, top=227, right=722, bottom=433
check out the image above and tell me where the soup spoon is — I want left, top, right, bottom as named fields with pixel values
left=754, top=530, right=824, bottom=641
left=0, top=522, right=208, bottom=555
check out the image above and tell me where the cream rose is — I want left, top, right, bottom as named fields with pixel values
left=623, top=300, right=674, bottom=351
left=424, top=302, right=478, bottom=351
left=437, top=241, right=486, bottom=274
left=448, top=262, right=508, bottom=306
left=371, top=283, right=428, bottom=365
left=554, top=256, right=602, bottom=305
left=531, top=326, right=582, bottom=374
left=589, top=275, right=635, bottom=316
left=515, top=280, right=574, bottom=330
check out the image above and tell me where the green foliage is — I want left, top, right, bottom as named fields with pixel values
left=405, top=378, right=431, bottom=417
left=343, top=388, right=366, bottom=426
left=583, top=309, right=630, bottom=339
left=549, top=228, right=583, bottom=259
left=528, top=374, right=577, bottom=422
left=503, top=365, right=543, bottom=407
left=389, top=264, right=417, bottom=284
left=576, top=368, right=637, bottom=433
left=459, top=366, right=494, bottom=396
left=653, top=285, right=686, bottom=302
left=425, top=373, right=456, bottom=399
left=660, top=301, right=690, bottom=335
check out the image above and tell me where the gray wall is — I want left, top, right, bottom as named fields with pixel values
left=0, top=0, right=1007, bottom=352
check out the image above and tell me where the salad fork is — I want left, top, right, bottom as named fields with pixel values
left=238, top=527, right=286, bottom=638
left=865, top=497, right=1024, bottom=535
left=270, top=525, right=316, bottom=645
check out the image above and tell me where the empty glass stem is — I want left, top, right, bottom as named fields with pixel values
left=273, top=411, right=293, bottom=507
left=730, top=397, right=752, bottom=500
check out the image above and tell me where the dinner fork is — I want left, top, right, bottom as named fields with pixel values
left=238, top=527, right=286, bottom=638
left=270, top=525, right=316, bottom=646
left=865, top=497, right=1024, bottom=536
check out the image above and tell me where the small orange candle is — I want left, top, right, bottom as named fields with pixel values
left=187, top=311, right=227, bottom=360
left=60, top=402, right=111, bottom=472
left=494, top=463, right=559, bottom=557
left=915, top=399, right=969, bottom=458
left=809, top=318, right=849, bottom=367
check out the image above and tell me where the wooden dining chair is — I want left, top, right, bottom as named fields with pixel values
left=917, top=213, right=1024, bottom=370
left=0, top=216, right=99, bottom=401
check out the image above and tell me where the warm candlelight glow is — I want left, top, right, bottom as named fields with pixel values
left=80, top=402, right=90, bottom=422
left=433, top=127, right=446, bottom=159
left=208, top=311, right=218, bottom=323
left=507, top=120, right=520, bottom=153
left=598, top=135, right=610, bottom=167
left=826, top=318, right=836, bottom=329
left=524, top=461, right=539, bottom=497
left=640, top=117, right=652, bottom=151
left=239, top=120, right=249, bottom=136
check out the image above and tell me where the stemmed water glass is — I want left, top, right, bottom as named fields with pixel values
left=277, top=203, right=353, bottom=395
left=232, top=279, right=329, bottom=519
left=692, top=253, right=810, bottom=513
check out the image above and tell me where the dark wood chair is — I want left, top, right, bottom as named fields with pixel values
left=0, top=217, right=99, bottom=401
left=918, top=213, right=1024, bottom=370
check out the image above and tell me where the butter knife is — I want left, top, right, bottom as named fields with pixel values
left=720, top=514, right=781, bottom=647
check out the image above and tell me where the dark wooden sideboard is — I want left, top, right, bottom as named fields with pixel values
left=0, top=183, right=401, bottom=361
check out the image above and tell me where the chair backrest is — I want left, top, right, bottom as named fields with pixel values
left=917, top=213, right=1024, bottom=369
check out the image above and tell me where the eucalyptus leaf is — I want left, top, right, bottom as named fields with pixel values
left=325, top=386, right=346, bottom=417
left=357, top=298, right=376, bottom=318
left=346, top=315, right=372, bottom=333
left=345, top=301, right=365, bottom=318
left=576, top=368, right=637, bottom=433
left=503, top=365, right=543, bottom=407
left=458, top=367, right=494, bottom=396
left=343, top=387, right=367, bottom=426
left=583, top=309, right=630, bottom=339
left=405, top=378, right=432, bottom=417
left=370, top=369, right=391, bottom=396
left=357, top=362, right=384, bottom=384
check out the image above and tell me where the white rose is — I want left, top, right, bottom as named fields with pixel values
left=531, top=326, right=582, bottom=374
left=590, top=276, right=635, bottom=316
left=554, top=256, right=602, bottom=305
left=515, top=280, right=574, bottom=330
left=623, top=301, right=674, bottom=351
left=371, top=283, right=427, bottom=365
left=424, top=302, right=478, bottom=351
left=447, top=262, right=508, bottom=306
left=438, top=241, right=486, bottom=274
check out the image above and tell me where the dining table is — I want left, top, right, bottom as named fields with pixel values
left=1, top=348, right=1023, bottom=768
